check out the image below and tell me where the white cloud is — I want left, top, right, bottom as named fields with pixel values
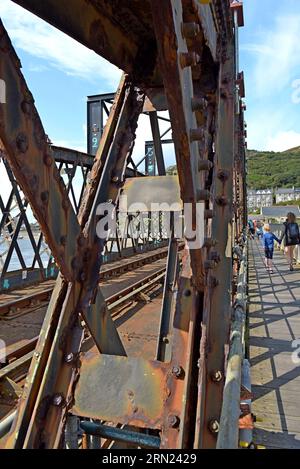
left=242, top=14, right=300, bottom=96
left=266, top=130, right=300, bottom=152
left=0, top=0, right=122, bottom=87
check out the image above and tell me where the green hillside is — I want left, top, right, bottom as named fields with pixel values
left=247, top=147, right=300, bottom=189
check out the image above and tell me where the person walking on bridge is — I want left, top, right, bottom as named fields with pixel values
left=280, top=212, right=300, bottom=271
left=263, top=224, right=281, bottom=274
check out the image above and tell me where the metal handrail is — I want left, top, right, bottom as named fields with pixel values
left=217, top=242, right=247, bottom=449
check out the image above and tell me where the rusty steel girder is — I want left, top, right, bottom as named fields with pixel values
left=0, top=0, right=246, bottom=450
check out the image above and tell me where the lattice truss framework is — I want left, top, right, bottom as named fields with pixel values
left=0, top=0, right=246, bottom=449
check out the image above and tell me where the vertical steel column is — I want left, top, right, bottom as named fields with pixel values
left=195, top=37, right=235, bottom=449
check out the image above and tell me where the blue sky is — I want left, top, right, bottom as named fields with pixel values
left=1, top=0, right=300, bottom=155
left=240, top=0, right=300, bottom=151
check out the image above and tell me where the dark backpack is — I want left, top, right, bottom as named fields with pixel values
left=287, top=223, right=299, bottom=242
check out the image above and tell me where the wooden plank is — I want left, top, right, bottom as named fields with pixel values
left=249, top=239, right=300, bottom=449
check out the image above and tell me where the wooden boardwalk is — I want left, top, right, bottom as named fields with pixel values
left=249, top=238, right=300, bottom=448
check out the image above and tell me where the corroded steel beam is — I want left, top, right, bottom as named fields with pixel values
left=195, top=37, right=235, bottom=449
left=11, top=0, right=159, bottom=84
left=0, top=20, right=83, bottom=282
left=159, top=247, right=202, bottom=448
left=151, top=0, right=206, bottom=291
left=1, top=39, right=144, bottom=445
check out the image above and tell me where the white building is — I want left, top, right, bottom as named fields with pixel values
left=247, top=189, right=273, bottom=211
left=275, top=187, right=300, bottom=204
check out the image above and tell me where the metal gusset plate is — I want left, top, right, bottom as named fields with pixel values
left=72, top=353, right=169, bottom=429
left=195, top=38, right=235, bottom=449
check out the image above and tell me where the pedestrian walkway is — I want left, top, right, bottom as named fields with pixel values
left=249, top=238, right=300, bottom=449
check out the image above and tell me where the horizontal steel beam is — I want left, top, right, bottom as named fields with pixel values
left=80, top=421, right=161, bottom=448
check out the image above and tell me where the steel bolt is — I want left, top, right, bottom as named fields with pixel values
left=52, top=394, right=64, bottom=407
left=208, top=419, right=220, bottom=434
left=172, top=365, right=184, bottom=379
left=43, top=154, right=53, bottom=167
left=198, top=160, right=213, bottom=171
left=162, top=336, right=169, bottom=344
left=168, top=414, right=180, bottom=429
left=16, top=133, right=29, bottom=153
left=190, top=127, right=205, bottom=142
left=112, top=175, right=119, bottom=183
left=211, top=370, right=223, bottom=382
left=191, top=97, right=208, bottom=112
left=65, top=353, right=74, bottom=363
left=217, top=169, right=230, bottom=182
left=215, top=195, right=229, bottom=206
left=197, top=189, right=210, bottom=202
left=80, top=271, right=86, bottom=282
left=62, top=199, right=69, bottom=210
left=40, top=191, right=49, bottom=204
left=179, top=52, right=200, bottom=69
left=60, top=235, right=67, bottom=246
left=181, top=22, right=200, bottom=39
left=21, top=100, right=31, bottom=115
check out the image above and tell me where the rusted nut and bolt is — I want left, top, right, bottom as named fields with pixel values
left=215, top=195, right=229, bottom=206
left=191, top=97, right=208, bottom=112
left=60, top=235, right=67, bottom=246
left=172, top=365, right=184, bottom=379
left=183, top=288, right=192, bottom=297
left=197, top=189, right=211, bottom=202
left=65, top=353, right=74, bottom=364
left=181, top=22, right=200, bottom=39
left=217, top=169, right=230, bottom=182
left=190, top=127, right=205, bottom=142
left=179, top=52, right=200, bottom=69
left=21, top=100, right=31, bottom=115
left=40, top=191, right=49, bottom=204
left=52, top=394, right=64, bottom=407
left=79, top=271, right=86, bottom=282
left=111, top=175, right=119, bottom=183
left=208, top=419, right=220, bottom=434
left=211, top=370, right=223, bottom=382
left=16, top=133, right=29, bottom=153
left=43, top=154, right=53, bottom=167
left=198, top=159, right=213, bottom=171
left=62, top=198, right=69, bottom=210
left=168, top=414, right=180, bottom=429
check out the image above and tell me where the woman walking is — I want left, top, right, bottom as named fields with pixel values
left=281, top=212, right=300, bottom=271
